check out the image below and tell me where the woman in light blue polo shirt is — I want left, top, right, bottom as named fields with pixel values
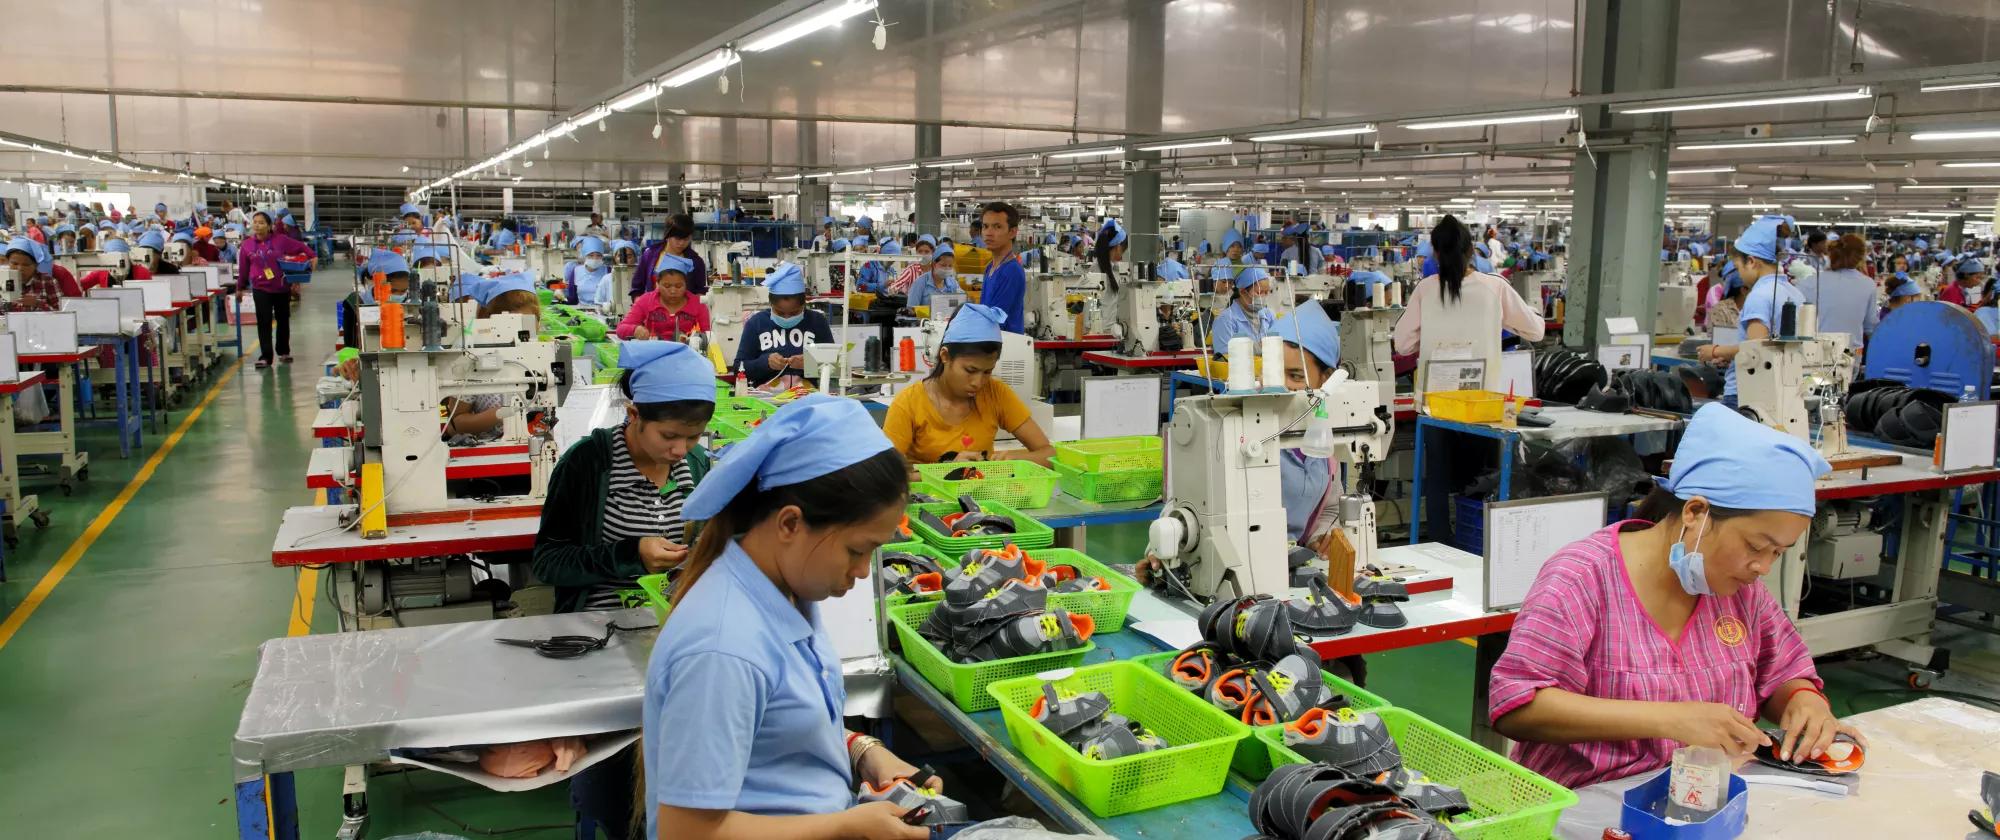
left=644, top=395, right=931, bottom=840
left=1696, top=216, right=1805, bottom=407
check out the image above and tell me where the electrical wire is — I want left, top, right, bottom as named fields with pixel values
left=494, top=621, right=658, bottom=659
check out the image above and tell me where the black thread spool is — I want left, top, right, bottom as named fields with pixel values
left=1779, top=301, right=1798, bottom=338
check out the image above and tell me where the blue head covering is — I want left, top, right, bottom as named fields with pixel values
left=830, top=238, right=850, bottom=253
left=1889, top=273, right=1921, bottom=298
left=1222, top=230, right=1245, bottom=252
left=1320, top=244, right=1336, bottom=258
left=137, top=230, right=167, bottom=250
left=1281, top=222, right=1309, bottom=237
left=399, top=203, right=423, bottom=219
left=410, top=243, right=447, bottom=265
left=170, top=231, right=194, bottom=245
left=856, top=215, right=874, bottom=230
left=1665, top=403, right=1830, bottom=516
left=1731, top=216, right=1784, bottom=263
left=1199, top=240, right=1212, bottom=256
left=576, top=236, right=608, bottom=258
left=878, top=240, right=901, bottom=256
left=4, top=237, right=52, bottom=274
left=367, top=249, right=411, bottom=277
left=53, top=223, right=74, bottom=236
left=95, top=221, right=115, bottom=231
left=1958, top=258, right=1987, bottom=277
left=655, top=252, right=693, bottom=276
left=610, top=239, right=638, bottom=257
left=103, top=238, right=130, bottom=254
left=224, top=222, right=245, bottom=235
left=153, top=202, right=167, bottom=213
left=682, top=395, right=896, bottom=521
left=1348, top=269, right=1391, bottom=289
left=1100, top=219, right=1127, bottom=248
left=1267, top=298, right=1340, bottom=370
left=1251, top=242, right=1271, bottom=257
left=1043, top=233, right=1058, bottom=245
left=764, top=263, right=807, bottom=296
left=1234, top=265, right=1271, bottom=288
left=1720, top=259, right=1743, bottom=294
left=933, top=245, right=957, bottom=264
left=942, top=302, right=1007, bottom=344
left=476, top=273, right=535, bottom=306
left=917, top=234, right=937, bottom=249
left=853, top=234, right=872, bottom=246
left=820, top=216, right=836, bottom=226
left=457, top=274, right=492, bottom=301
left=619, top=342, right=716, bottom=404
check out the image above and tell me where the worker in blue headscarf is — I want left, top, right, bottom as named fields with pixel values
left=565, top=237, right=614, bottom=307
left=1490, top=402, right=1854, bottom=788
left=906, top=246, right=960, bottom=310
left=3, top=236, right=65, bottom=311
left=811, top=216, right=837, bottom=250
left=1209, top=265, right=1277, bottom=355
left=1280, top=222, right=1321, bottom=273
left=1348, top=269, right=1392, bottom=295
left=50, top=223, right=77, bottom=256
left=1207, top=229, right=1253, bottom=297
left=358, top=250, right=412, bottom=304
left=732, top=263, right=834, bottom=383
left=1881, top=274, right=1922, bottom=321
left=1268, top=300, right=1344, bottom=539
left=609, top=238, right=640, bottom=269
left=1156, top=249, right=1191, bottom=281
left=884, top=303, right=1054, bottom=466
left=643, top=396, right=928, bottom=840
left=1696, top=216, right=1804, bottom=406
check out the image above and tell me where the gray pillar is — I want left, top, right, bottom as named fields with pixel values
left=1398, top=209, right=1411, bottom=232
left=915, top=126, right=942, bottom=236
left=720, top=118, right=740, bottom=213
left=914, top=5, right=943, bottom=237
left=1565, top=0, right=1678, bottom=350
left=1947, top=216, right=1967, bottom=251
left=1122, top=0, right=1166, bottom=263
left=796, top=119, right=827, bottom=227
left=666, top=164, right=686, bottom=215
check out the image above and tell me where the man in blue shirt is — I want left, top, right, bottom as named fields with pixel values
left=978, top=201, right=1027, bottom=333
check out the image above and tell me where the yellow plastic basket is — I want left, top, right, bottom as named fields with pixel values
left=1424, top=390, right=1508, bottom=424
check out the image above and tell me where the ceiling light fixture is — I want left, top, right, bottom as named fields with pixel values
left=1920, top=74, right=2000, bottom=93
left=1616, top=86, right=1870, bottom=115
left=743, top=0, right=879, bottom=52
left=1048, top=146, right=1124, bottom=159
left=1768, top=183, right=1874, bottom=191
left=1246, top=124, right=1376, bottom=143
left=1403, top=110, right=1575, bottom=130
left=1668, top=166, right=1736, bottom=175
left=1943, top=161, right=2000, bottom=168
left=610, top=83, right=662, bottom=112
left=662, top=50, right=740, bottom=88
left=873, top=163, right=918, bottom=172
left=1792, top=203, right=1859, bottom=209
left=836, top=168, right=872, bottom=176
left=1902, top=183, right=2000, bottom=190
left=1911, top=128, right=2000, bottom=141
left=1136, top=137, right=1235, bottom=152
left=1675, top=136, right=1856, bottom=150
left=923, top=159, right=974, bottom=168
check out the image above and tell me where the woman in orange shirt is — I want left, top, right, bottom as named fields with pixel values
left=883, top=303, right=1055, bottom=467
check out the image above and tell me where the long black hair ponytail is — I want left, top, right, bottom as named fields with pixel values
left=1431, top=215, right=1472, bottom=303
left=1092, top=219, right=1123, bottom=293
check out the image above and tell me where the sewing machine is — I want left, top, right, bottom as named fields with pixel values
left=1025, top=272, right=1109, bottom=341
left=1146, top=370, right=1394, bottom=600
left=1654, top=282, right=1698, bottom=337
left=1733, top=327, right=1854, bottom=460
left=705, top=282, right=770, bottom=365
left=1113, top=279, right=1196, bottom=356
left=54, top=250, right=132, bottom=283
left=1509, top=270, right=1557, bottom=317
left=1337, top=306, right=1400, bottom=406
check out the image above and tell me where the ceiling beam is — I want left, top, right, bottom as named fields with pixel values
left=0, top=83, right=566, bottom=113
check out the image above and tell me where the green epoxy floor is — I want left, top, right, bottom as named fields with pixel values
left=3, top=272, right=1997, bottom=838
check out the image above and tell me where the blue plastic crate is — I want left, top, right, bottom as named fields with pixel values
left=1452, top=494, right=1485, bottom=554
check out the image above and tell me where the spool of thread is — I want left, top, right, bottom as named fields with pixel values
left=1779, top=301, right=1798, bottom=338
left=1388, top=282, right=1403, bottom=307
left=1798, top=303, right=1818, bottom=337
left=864, top=336, right=884, bottom=372
left=1226, top=336, right=1256, bottom=392
left=1260, top=335, right=1286, bottom=389
left=379, top=302, right=406, bottom=349
left=898, top=336, right=916, bottom=372
left=1370, top=283, right=1387, bottom=309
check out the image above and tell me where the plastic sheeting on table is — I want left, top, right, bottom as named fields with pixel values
left=232, top=609, right=654, bottom=780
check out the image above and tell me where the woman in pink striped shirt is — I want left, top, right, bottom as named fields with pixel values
left=1489, top=403, right=1866, bottom=789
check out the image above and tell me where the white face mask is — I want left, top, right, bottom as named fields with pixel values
left=584, top=257, right=604, bottom=271
left=935, top=267, right=955, bottom=284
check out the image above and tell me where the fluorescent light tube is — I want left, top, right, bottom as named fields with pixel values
left=1246, top=125, right=1376, bottom=142
left=1943, top=162, right=2000, bottom=168
left=743, top=0, right=878, bottom=52
left=1048, top=146, right=1123, bottom=159
left=1137, top=138, right=1235, bottom=152
left=923, top=160, right=974, bottom=168
left=1402, top=110, right=1575, bottom=130
left=1669, top=166, right=1735, bottom=175
left=1902, top=184, right=2000, bottom=190
left=873, top=163, right=918, bottom=172
left=836, top=168, right=872, bottom=176
left=1921, top=75, right=2000, bottom=93
left=1616, top=86, right=1870, bottom=115
left=1792, top=203, right=1859, bottom=209
left=1911, top=129, right=2000, bottom=141
left=1675, top=136, right=1855, bottom=150
left=610, top=84, right=661, bottom=112
left=663, top=50, right=739, bottom=88
left=1768, top=184, right=1874, bottom=191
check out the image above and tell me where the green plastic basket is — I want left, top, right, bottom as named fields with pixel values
left=880, top=541, right=959, bottom=605
left=709, top=417, right=752, bottom=445
left=987, top=661, right=1248, bottom=816
left=1129, top=651, right=1390, bottom=781
left=593, top=367, right=625, bottom=385
left=1050, top=458, right=1163, bottom=504
left=1053, top=436, right=1164, bottom=472
left=906, top=500, right=1055, bottom=553
left=914, top=461, right=1059, bottom=509
left=1031, top=548, right=1140, bottom=633
left=1259, top=709, right=1577, bottom=840
left=889, top=600, right=1094, bottom=712
left=634, top=573, right=674, bottom=624
left=593, top=342, right=621, bottom=371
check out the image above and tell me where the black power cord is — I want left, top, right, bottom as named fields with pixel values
left=494, top=622, right=657, bottom=659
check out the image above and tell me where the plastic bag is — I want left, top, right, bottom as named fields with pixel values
left=955, top=816, right=1092, bottom=839
left=14, top=380, right=50, bottom=426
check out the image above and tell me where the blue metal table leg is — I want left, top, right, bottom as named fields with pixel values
left=1497, top=431, right=1516, bottom=502
left=1409, top=417, right=1426, bottom=545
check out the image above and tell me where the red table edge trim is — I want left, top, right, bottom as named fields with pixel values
left=272, top=535, right=538, bottom=567
left=1816, top=468, right=2000, bottom=500
left=1307, top=612, right=1516, bottom=659
left=19, top=351, right=97, bottom=364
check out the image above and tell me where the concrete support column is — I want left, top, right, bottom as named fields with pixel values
left=720, top=118, right=740, bottom=213
left=913, top=4, right=944, bottom=237
left=915, top=126, right=943, bottom=236
left=1121, top=0, right=1166, bottom=263
left=1564, top=0, right=1679, bottom=350
left=665, top=164, right=686, bottom=215
left=1947, top=216, right=1967, bottom=251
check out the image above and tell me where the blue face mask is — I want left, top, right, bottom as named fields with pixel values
left=1667, top=514, right=1712, bottom=596
left=771, top=312, right=804, bottom=329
